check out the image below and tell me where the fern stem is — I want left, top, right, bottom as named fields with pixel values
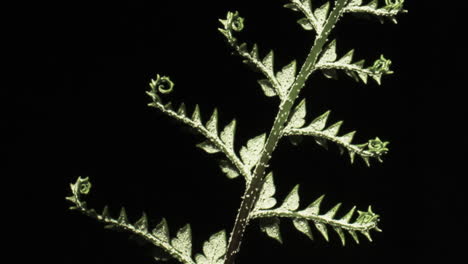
left=224, top=1, right=349, bottom=263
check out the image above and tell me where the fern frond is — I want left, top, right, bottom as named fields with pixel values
left=344, top=0, right=407, bottom=24
left=283, top=99, right=389, bottom=166
left=315, top=40, right=393, bottom=85
left=66, top=177, right=228, bottom=264
left=218, top=11, right=297, bottom=101
left=251, top=173, right=381, bottom=245
left=146, top=75, right=252, bottom=182
left=284, top=0, right=333, bottom=34
left=66, top=177, right=196, bottom=264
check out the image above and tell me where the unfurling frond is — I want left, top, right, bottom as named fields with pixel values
left=218, top=11, right=297, bottom=101
left=315, top=40, right=393, bottom=85
left=251, top=174, right=381, bottom=245
left=344, top=0, right=407, bottom=24
left=284, top=100, right=389, bottom=166
left=147, top=75, right=253, bottom=183
left=66, top=177, right=228, bottom=264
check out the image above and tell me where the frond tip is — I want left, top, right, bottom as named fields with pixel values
left=218, top=11, right=245, bottom=44
left=251, top=173, right=382, bottom=245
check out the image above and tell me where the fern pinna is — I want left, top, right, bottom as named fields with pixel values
left=66, top=1, right=406, bottom=263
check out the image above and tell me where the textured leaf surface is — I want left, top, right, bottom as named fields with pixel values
left=240, top=133, right=266, bottom=171
left=286, top=99, right=307, bottom=129
left=258, top=79, right=277, bottom=97
left=172, top=224, right=192, bottom=256
left=219, top=160, right=240, bottom=179
left=259, top=217, right=282, bottom=243
left=252, top=182, right=381, bottom=245
left=279, top=185, right=300, bottom=211
left=254, top=172, right=277, bottom=210
left=262, top=51, right=275, bottom=75
left=276, top=60, right=297, bottom=96
left=318, top=39, right=337, bottom=64
left=314, top=1, right=330, bottom=28
left=153, top=218, right=170, bottom=243
left=220, top=120, right=236, bottom=151
left=196, top=230, right=227, bottom=264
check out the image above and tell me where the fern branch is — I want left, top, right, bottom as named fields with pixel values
left=314, top=39, right=393, bottom=85
left=66, top=177, right=197, bottom=264
left=251, top=173, right=381, bottom=245
left=284, top=100, right=389, bottom=166
left=218, top=11, right=295, bottom=101
left=67, top=177, right=230, bottom=264
left=146, top=75, right=252, bottom=183
left=344, top=0, right=407, bottom=23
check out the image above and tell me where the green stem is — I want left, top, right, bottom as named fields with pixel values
left=224, top=1, right=349, bottom=263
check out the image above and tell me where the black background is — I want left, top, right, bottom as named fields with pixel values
left=10, top=0, right=465, bottom=263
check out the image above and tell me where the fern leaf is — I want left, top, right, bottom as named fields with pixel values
left=220, top=119, right=236, bottom=151
left=172, top=224, right=192, bottom=257
left=118, top=207, right=129, bottom=224
left=286, top=0, right=323, bottom=33
left=252, top=182, right=381, bottom=245
left=206, top=109, right=219, bottom=135
left=147, top=77, right=253, bottom=182
left=283, top=104, right=389, bottom=165
left=219, top=159, right=240, bottom=179
left=153, top=218, right=170, bottom=243
left=297, top=17, right=314, bottom=31
left=134, top=212, right=148, bottom=232
left=191, top=104, right=202, bottom=124
left=250, top=43, right=259, bottom=60
left=254, top=172, right=277, bottom=210
left=262, top=51, right=275, bottom=75
left=348, top=0, right=363, bottom=7
left=314, top=222, right=329, bottom=241
left=368, top=0, right=379, bottom=9
left=292, top=218, right=314, bottom=240
left=279, top=184, right=300, bottom=211
left=311, top=110, right=331, bottom=130
left=318, top=39, right=337, bottom=64
left=322, top=121, right=343, bottom=137
left=240, top=133, right=266, bottom=171
left=337, top=49, right=354, bottom=64
left=195, top=230, right=227, bottom=264
left=259, top=217, right=282, bottom=243
left=334, top=227, right=347, bottom=245
left=217, top=12, right=292, bottom=101
left=301, top=194, right=325, bottom=216
left=177, top=102, right=187, bottom=116
left=257, top=79, right=277, bottom=97
left=197, top=141, right=221, bottom=154
left=286, top=99, right=307, bottom=130
left=314, top=1, right=330, bottom=30
left=276, top=60, right=297, bottom=97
